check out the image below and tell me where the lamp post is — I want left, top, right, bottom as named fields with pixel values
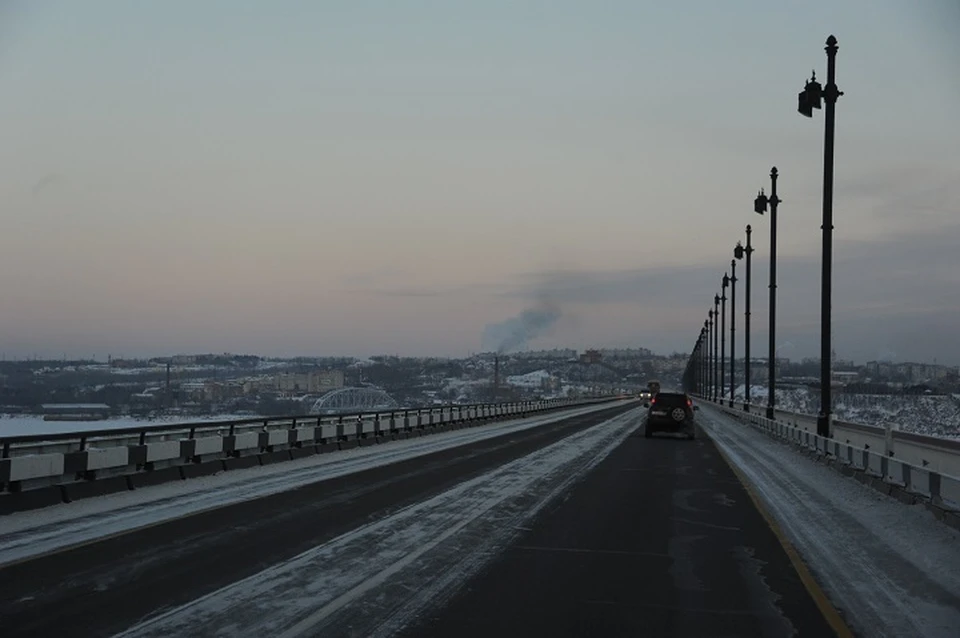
left=691, top=331, right=699, bottom=395
left=706, top=312, right=713, bottom=399
left=720, top=274, right=728, bottom=404
left=705, top=323, right=710, bottom=398
left=685, top=336, right=698, bottom=394
left=739, top=227, right=755, bottom=411
left=697, top=323, right=703, bottom=396
left=700, top=325, right=708, bottom=397
left=754, top=168, right=781, bottom=419
left=729, top=257, right=739, bottom=407
left=713, top=295, right=720, bottom=401
left=799, top=35, right=843, bottom=439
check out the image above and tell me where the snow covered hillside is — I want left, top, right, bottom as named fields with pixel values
left=729, top=385, right=960, bottom=440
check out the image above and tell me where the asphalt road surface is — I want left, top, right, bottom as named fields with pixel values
left=0, top=402, right=635, bottom=638
left=399, top=425, right=846, bottom=638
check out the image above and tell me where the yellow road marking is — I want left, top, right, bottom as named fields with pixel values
left=712, top=439, right=855, bottom=638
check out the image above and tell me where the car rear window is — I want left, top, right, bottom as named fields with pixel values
left=653, top=393, right=688, bottom=408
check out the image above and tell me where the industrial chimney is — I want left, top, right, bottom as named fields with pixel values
left=493, top=355, right=500, bottom=397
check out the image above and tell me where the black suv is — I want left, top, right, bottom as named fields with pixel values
left=643, top=392, right=698, bottom=440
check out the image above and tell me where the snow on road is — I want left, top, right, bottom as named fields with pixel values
left=699, top=405, right=960, bottom=638
left=0, top=402, right=622, bottom=567
left=112, top=408, right=642, bottom=638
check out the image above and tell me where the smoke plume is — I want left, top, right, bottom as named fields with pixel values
left=482, top=299, right=562, bottom=354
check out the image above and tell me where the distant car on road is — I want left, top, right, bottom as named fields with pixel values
left=638, top=390, right=652, bottom=400
left=647, top=379, right=661, bottom=396
left=642, top=391, right=698, bottom=440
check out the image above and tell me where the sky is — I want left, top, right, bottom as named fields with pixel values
left=1, top=1, right=958, bottom=363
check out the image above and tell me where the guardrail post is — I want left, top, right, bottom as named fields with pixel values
left=930, top=472, right=942, bottom=504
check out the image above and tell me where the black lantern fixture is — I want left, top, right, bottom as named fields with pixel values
left=798, top=70, right=823, bottom=118
left=754, top=189, right=768, bottom=215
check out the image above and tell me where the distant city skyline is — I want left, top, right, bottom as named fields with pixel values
left=2, top=347, right=956, bottom=371
left=1, top=2, right=958, bottom=365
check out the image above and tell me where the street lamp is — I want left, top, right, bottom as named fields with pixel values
left=699, top=327, right=707, bottom=395
left=704, top=323, right=710, bottom=398
left=738, top=227, right=755, bottom=411
left=800, top=35, right=843, bottom=439
left=713, top=295, right=720, bottom=401
left=702, top=321, right=707, bottom=397
left=691, top=331, right=699, bottom=395
left=729, top=256, right=739, bottom=408
left=685, top=335, right=699, bottom=394
left=706, top=312, right=713, bottom=399
left=754, top=168, right=781, bottom=419
left=720, top=274, right=728, bottom=404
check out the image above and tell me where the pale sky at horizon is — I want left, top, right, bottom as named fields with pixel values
left=1, top=1, right=958, bottom=364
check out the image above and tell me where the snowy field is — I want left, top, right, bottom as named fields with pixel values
left=730, top=385, right=960, bottom=440
left=700, top=404, right=960, bottom=638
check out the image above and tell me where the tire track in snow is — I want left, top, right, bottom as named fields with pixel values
left=113, top=408, right=641, bottom=638
left=1, top=403, right=618, bottom=567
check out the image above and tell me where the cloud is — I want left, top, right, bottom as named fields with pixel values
left=839, top=166, right=959, bottom=224
left=495, top=222, right=960, bottom=364
left=31, top=173, right=64, bottom=197
left=342, top=282, right=509, bottom=298
left=502, top=265, right=716, bottom=306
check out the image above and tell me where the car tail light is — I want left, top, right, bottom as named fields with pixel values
left=687, top=398, right=693, bottom=407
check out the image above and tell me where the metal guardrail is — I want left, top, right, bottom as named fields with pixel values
left=0, top=396, right=626, bottom=508
left=699, top=397, right=960, bottom=519
left=717, top=401, right=960, bottom=479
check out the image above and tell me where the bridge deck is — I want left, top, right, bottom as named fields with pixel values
left=6, top=402, right=956, bottom=637
left=400, top=423, right=845, bottom=638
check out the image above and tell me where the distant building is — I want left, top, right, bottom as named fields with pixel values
left=40, top=403, right=111, bottom=420
left=506, top=369, right=554, bottom=389
left=832, top=371, right=860, bottom=385
left=579, top=350, right=602, bottom=365
left=249, top=369, right=347, bottom=395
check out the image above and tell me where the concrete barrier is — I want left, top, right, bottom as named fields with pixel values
left=0, top=454, right=65, bottom=483
left=146, top=440, right=182, bottom=463
left=86, top=447, right=130, bottom=471
left=232, top=432, right=260, bottom=453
